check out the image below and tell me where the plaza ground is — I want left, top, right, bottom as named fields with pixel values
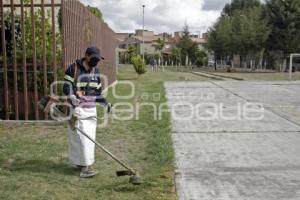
left=166, top=81, right=300, bottom=200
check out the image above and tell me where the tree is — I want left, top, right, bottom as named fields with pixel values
left=235, top=6, right=270, bottom=68
left=208, top=1, right=270, bottom=68
left=171, top=47, right=181, bottom=65
left=194, top=49, right=208, bottom=67
left=222, top=0, right=261, bottom=16
left=208, top=16, right=234, bottom=66
left=153, top=38, right=165, bottom=65
left=266, top=0, right=300, bottom=55
left=177, top=24, right=195, bottom=65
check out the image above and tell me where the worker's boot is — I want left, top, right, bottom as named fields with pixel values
left=80, top=166, right=98, bottom=178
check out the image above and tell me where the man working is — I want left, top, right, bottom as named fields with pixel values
left=63, top=46, right=110, bottom=178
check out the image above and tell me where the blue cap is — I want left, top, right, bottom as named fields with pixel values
left=86, top=46, right=105, bottom=60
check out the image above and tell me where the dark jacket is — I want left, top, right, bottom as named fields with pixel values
left=63, top=58, right=107, bottom=108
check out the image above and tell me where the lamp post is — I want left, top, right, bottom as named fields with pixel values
left=142, top=4, right=145, bottom=62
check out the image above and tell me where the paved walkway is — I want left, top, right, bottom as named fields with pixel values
left=165, top=81, right=300, bottom=200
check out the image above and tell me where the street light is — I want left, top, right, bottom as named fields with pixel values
left=142, top=4, right=145, bottom=62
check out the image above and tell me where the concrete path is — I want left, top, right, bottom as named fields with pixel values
left=165, top=81, right=300, bottom=200
left=191, top=72, right=227, bottom=80
left=191, top=71, right=238, bottom=81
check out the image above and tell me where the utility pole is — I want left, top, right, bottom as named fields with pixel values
left=142, top=4, right=145, bottom=62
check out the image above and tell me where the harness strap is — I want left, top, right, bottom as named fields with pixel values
left=72, top=62, right=98, bottom=95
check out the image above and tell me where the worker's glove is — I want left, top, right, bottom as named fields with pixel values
left=69, top=94, right=80, bottom=107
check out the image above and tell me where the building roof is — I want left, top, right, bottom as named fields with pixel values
left=191, top=37, right=207, bottom=44
left=134, top=35, right=162, bottom=43
left=115, top=33, right=132, bottom=43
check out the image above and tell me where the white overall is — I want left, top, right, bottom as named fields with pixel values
left=68, top=107, right=97, bottom=166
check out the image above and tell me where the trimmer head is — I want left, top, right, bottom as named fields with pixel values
left=116, top=170, right=143, bottom=185
left=129, top=175, right=143, bottom=185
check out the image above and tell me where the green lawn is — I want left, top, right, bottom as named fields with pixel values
left=0, top=65, right=208, bottom=200
left=118, top=64, right=210, bottom=81
left=163, top=66, right=300, bottom=81
left=210, top=71, right=300, bottom=81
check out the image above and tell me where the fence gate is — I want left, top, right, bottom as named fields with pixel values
left=0, top=0, right=117, bottom=120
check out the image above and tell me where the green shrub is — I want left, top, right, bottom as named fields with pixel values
left=131, top=55, right=147, bottom=77
left=195, top=49, right=208, bottom=67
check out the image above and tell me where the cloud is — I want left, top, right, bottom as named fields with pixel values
left=202, top=0, right=231, bottom=11
left=80, top=0, right=227, bottom=34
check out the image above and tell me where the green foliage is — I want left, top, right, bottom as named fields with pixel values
left=154, top=52, right=160, bottom=61
left=208, top=2, right=270, bottom=61
left=240, top=7, right=270, bottom=52
left=208, top=16, right=234, bottom=57
left=266, top=0, right=300, bottom=54
left=131, top=55, right=147, bottom=76
left=24, top=9, right=58, bottom=64
left=87, top=5, right=103, bottom=21
left=177, top=24, right=195, bottom=62
left=153, top=38, right=165, bottom=64
left=143, top=52, right=151, bottom=64
left=127, top=44, right=137, bottom=63
left=195, top=49, right=208, bottom=67
left=188, top=42, right=200, bottom=65
left=58, top=8, right=63, bottom=34
left=1, top=15, right=22, bottom=61
left=0, top=8, right=62, bottom=93
left=154, top=38, right=165, bottom=52
left=209, top=0, right=300, bottom=67
left=171, top=47, right=181, bottom=64
left=223, top=0, right=261, bottom=16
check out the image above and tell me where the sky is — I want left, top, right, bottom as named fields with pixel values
left=80, top=0, right=232, bottom=35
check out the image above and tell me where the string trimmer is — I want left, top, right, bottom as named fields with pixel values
left=38, top=96, right=142, bottom=185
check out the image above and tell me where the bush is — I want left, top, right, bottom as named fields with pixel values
left=195, top=49, right=208, bottom=67
left=131, top=55, right=147, bottom=77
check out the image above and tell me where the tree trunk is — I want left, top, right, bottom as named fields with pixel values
left=258, top=48, right=265, bottom=70
left=214, top=55, right=217, bottom=71
left=185, top=55, right=189, bottom=67
left=282, top=58, right=287, bottom=72
left=160, top=51, right=164, bottom=66
left=239, top=55, right=242, bottom=68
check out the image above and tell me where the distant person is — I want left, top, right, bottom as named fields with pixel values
left=149, top=58, right=156, bottom=72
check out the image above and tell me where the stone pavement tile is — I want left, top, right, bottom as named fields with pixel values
left=172, top=132, right=300, bottom=169
left=165, top=81, right=300, bottom=200
left=173, top=132, right=300, bottom=200
left=170, top=108, right=300, bottom=133
left=175, top=170, right=300, bottom=200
